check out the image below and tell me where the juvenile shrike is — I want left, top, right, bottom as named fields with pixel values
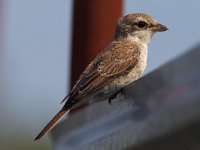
left=35, top=13, right=168, bottom=140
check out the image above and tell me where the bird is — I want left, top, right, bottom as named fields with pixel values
left=34, top=13, right=168, bottom=140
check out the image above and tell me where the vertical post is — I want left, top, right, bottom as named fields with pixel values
left=70, top=0, right=123, bottom=86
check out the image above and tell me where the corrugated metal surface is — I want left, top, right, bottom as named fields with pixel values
left=53, top=45, right=200, bottom=150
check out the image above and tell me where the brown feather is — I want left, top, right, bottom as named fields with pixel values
left=35, top=40, right=140, bottom=140
left=34, top=108, right=70, bottom=141
left=65, top=39, right=139, bottom=102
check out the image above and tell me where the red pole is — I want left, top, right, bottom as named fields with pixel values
left=70, top=0, right=123, bottom=86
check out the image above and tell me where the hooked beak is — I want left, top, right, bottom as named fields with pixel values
left=151, top=23, right=168, bottom=32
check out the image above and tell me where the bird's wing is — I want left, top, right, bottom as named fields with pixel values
left=63, top=40, right=140, bottom=105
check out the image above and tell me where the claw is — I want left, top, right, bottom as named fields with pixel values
left=108, top=89, right=123, bottom=105
left=108, top=98, right=112, bottom=105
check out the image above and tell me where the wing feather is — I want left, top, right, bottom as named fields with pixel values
left=63, top=40, right=140, bottom=106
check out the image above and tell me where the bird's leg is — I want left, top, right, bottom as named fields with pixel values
left=108, top=88, right=123, bottom=105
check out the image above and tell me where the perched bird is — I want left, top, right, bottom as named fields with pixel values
left=35, top=13, right=168, bottom=140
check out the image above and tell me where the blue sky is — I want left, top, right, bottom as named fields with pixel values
left=1, top=0, right=200, bottom=149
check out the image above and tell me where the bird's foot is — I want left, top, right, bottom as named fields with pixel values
left=108, top=89, right=123, bottom=105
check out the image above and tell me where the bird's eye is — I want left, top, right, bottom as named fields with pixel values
left=137, top=21, right=147, bottom=28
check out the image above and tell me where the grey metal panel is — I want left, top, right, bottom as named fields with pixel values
left=53, top=45, right=200, bottom=150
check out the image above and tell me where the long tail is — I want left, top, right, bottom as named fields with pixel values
left=34, top=108, right=70, bottom=141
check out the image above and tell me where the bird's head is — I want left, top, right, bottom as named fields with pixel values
left=114, top=13, right=168, bottom=43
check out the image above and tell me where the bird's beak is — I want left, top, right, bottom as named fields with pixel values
left=151, top=23, right=168, bottom=32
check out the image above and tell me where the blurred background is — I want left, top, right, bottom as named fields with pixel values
left=1, top=0, right=200, bottom=149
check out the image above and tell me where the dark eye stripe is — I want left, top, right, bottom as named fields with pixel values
left=138, top=21, right=146, bottom=28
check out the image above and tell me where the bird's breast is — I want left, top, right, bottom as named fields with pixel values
left=110, top=44, right=148, bottom=88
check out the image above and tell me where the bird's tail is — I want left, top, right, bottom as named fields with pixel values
left=34, top=108, right=70, bottom=141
